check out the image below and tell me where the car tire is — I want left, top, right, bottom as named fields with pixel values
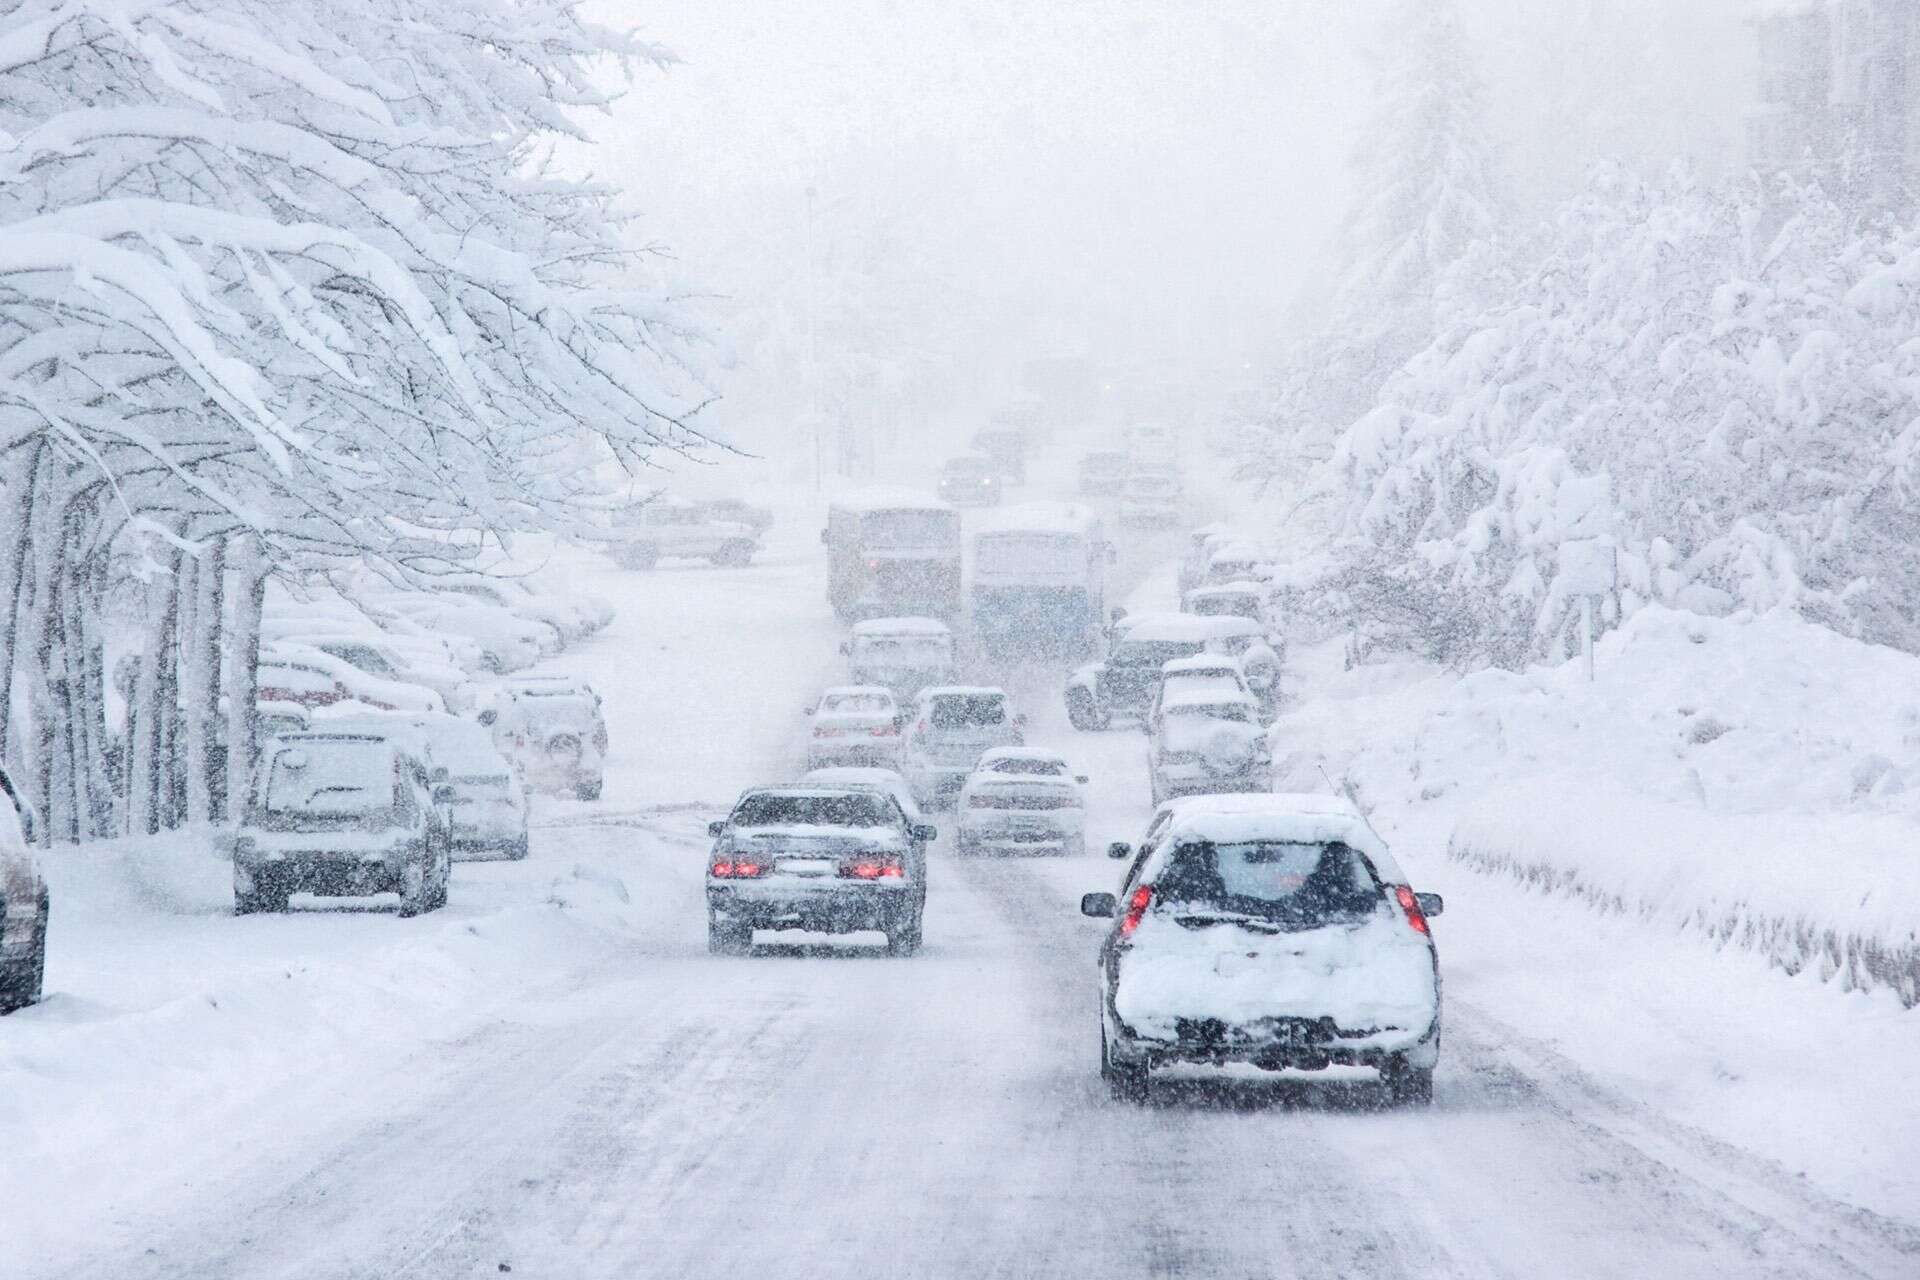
left=708, top=917, right=752, bottom=956
left=428, top=846, right=452, bottom=910
left=1066, top=686, right=1106, bottom=732
left=575, top=781, right=602, bottom=802
left=397, top=855, right=434, bottom=918
left=885, top=919, right=921, bottom=957
left=1102, top=1027, right=1149, bottom=1103
left=712, top=541, right=755, bottom=567
left=234, top=873, right=290, bottom=916
left=508, top=836, right=530, bottom=861
left=1381, top=1056, right=1434, bottom=1107
left=0, top=902, right=47, bottom=1012
left=624, top=544, right=659, bottom=571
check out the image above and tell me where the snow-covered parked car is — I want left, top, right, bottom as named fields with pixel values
left=435, top=575, right=613, bottom=644
left=1177, top=523, right=1234, bottom=598
left=803, top=686, right=903, bottom=770
left=705, top=784, right=937, bottom=956
left=843, top=616, right=955, bottom=700
left=692, top=497, right=775, bottom=537
left=232, top=733, right=454, bottom=917
left=321, top=712, right=528, bottom=861
left=261, top=643, right=444, bottom=714
left=378, top=593, right=557, bottom=673
left=1147, top=668, right=1271, bottom=805
left=613, top=496, right=761, bottom=569
left=1066, top=612, right=1221, bottom=730
left=0, top=767, right=47, bottom=1013
left=254, top=699, right=312, bottom=744
left=956, top=748, right=1088, bottom=856
left=1082, top=794, right=1444, bottom=1103
left=479, top=676, right=607, bottom=800
left=900, top=686, right=1025, bottom=809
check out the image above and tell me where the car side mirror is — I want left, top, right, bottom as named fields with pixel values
left=803, top=706, right=814, bottom=716
left=477, top=709, right=498, bottom=727
left=1080, top=892, right=1117, bottom=918
left=1107, top=841, right=1132, bottom=860
left=1415, top=892, right=1444, bottom=918
left=911, top=823, right=938, bottom=842
left=1075, top=774, right=1089, bottom=784
left=432, top=785, right=457, bottom=805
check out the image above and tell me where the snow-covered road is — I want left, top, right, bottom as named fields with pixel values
left=15, top=485, right=1920, bottom=1279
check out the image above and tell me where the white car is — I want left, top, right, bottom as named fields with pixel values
left=1147, top=675, right=1271, bottom=806
left=480, top=678, right=607, bottom=800
left=804, top=686, right=904, bottom=770
left=900, top=687, right=1025, bottom=809
left=0, top=768, right=46, bottom=1013
left=378, top=594, right=557, bottom=673
left=956, top=748, right=1088, bottom=856
left=262, top=643, right=445, bottom=714
left=1119, top=471, right=1182, bottom=527
left=323, top=712, right=529, bottom=860
left=613, top=496, right=761, bottom=569
left=1082, top=794, right=1444, bottom=1103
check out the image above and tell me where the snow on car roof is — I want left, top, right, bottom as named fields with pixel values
left=851, top=616, right=952, bottom=636
left=820, top=685, right=896, bottom=700
left=1153, top=794, right=1407, bottom=883
left=802, top=766, right=910, bottom=786
left=978, top=747, right=1066, bottom=766
left=1162, top=654, right=1242, bottom=674
left=1188, top=581, right=1263, bottom=599
left=1115, top=613, right=1224, bottom=644
left=973, top=501, right=1102, bottom=537
left=1160, top=681, right=1256, bottom=710
left=920, top=685, right=1007, bottom=699
left=830, top=487, right=953, bottom=514
left=1208, top=542, right=1264, bottom=563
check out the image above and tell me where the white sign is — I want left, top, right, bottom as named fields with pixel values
left=1558, top=538, right=1617, bottom=598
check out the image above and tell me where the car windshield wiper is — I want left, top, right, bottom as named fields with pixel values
left=1171, top=909, right=1286, bottom=934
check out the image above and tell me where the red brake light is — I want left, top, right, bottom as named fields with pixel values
left=1120, top=884, right=1153, bottom=937
left=710, top=858, right=770, bottom=879
left=1394, top=884, right=1430, bottom=935
left=840, top=856, right=905, bottom=880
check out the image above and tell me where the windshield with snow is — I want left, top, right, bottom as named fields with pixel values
left=259, top=742, right=397, bottom=817
left=731, top=792, right=898, bottom=828
left=861, top=510, right=958, bottom=551
left=1156, top=840, right=1379, bottom=923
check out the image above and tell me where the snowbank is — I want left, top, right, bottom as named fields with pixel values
left=1271, top=606, right=1920, bottom=1004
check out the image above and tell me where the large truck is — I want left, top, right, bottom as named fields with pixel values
left=824, top=489, right=963, bottom=622
left=969, top=502, right=1112, bottom=659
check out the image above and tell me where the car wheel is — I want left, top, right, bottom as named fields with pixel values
left=234, top=871, right=290, bottom=916
left=1102, top=1027, right=1149, bottom=1103
left=884, top=919, right=921, bottom=957
left=428, top=847, right=452, bottom=910
left=712, top=541, right=754, bottom=567
left=508, top=836, right=530, bottom=861
left=624, top=544, right=659, bottom=571
left=397, top=855, right=432, bottom=918
left=0, top=905, right=46, bottom=1012
left=1380, top=1056, right=1434, bottom=1107
left=708, top=917, right=752, bottom=956
left=575, top=781, right=602, bottom=802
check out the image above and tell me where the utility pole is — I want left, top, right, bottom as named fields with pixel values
left=805, top=183, right=821, bottom=491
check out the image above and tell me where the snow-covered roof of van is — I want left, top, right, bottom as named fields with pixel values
left=1187, top=581, right=1263, bottom=599
left=973, top=501, right=1102, bottom=536
left=1153, top=793, right=1406, bottom=884
left=851, top=616, right=952, bottom=636
left=829, top=487, right=952, bottom=514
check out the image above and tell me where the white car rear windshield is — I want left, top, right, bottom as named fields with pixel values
left=733, top=793, right=898, bottom=828
left=1156, top=840, right=1379, bottom=922
left=929, top=695, right=1006, bottom=729
left=263, top=743, right=395, bottom=815
left=823, top=693, right=893, bottom=714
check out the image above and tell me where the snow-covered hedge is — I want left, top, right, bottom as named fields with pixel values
left=1270, top=606, right=1920, bottom=1004
left=1306, top=166, right=1920, bottom=664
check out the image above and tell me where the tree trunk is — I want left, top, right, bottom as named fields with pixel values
left=129, top=535, right=185, bottom=837
left=0, top=441, right=44, bottom=773
left=224, top=534, right=267, bottom=823
left=75, top=549, right=114, bottom=838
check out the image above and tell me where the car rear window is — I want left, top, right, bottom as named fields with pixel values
left=987, top=757, right=1063, bottom=776
left=929, top=695, right=1006, bottom=729
left=732, top=792, right=897, bottom=828
left=1162, top=702, right=1254, bottom=723
left=823, top=693, right=892, bottom=714
left=262, top=742, right=397, bottom=816
left=1113, top=640, right=1204, bottom=667
left=1155, top=840, right=1380, bottom=924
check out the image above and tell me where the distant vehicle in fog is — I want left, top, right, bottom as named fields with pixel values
left=843, top=617, right=956, bottom=701
left=1146, top=676, right=1271, bottom=806
left=969, top=427, right=1029, bottom=484
left=900, top=686, right=1025, bottom=809
left=1084, top=794, right=1443, bottom=1104
left=0, top=768, right=46, bottom=1013
left=824, top=489, right=962, bottom=621
left=232, top=733, right=453, bottom=917
left=1077, top=449, right=1130, bottom=495
left=705, top=784, right=935, bottom=956
left=613, top=496, right=761, bottom=569
left=969, top=503, right=1113, bottom=658
left=1177, top=524, right=1235, bottom=597
left=803, top=686, right=904, bottom=770
left=1066, top=612, right=1223, bottom=730
left=691, top=497, right=775, bottom=537
left=956, top=748, right=1087, bottom=856
left=1119, top=471, right=1182, bottom=527
left=937, top=454, right=1004, bottom=507
left=479, top=676, right=607, bottom=800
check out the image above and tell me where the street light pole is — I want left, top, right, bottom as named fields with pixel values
left=804, top=184, right=820, bottom=491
